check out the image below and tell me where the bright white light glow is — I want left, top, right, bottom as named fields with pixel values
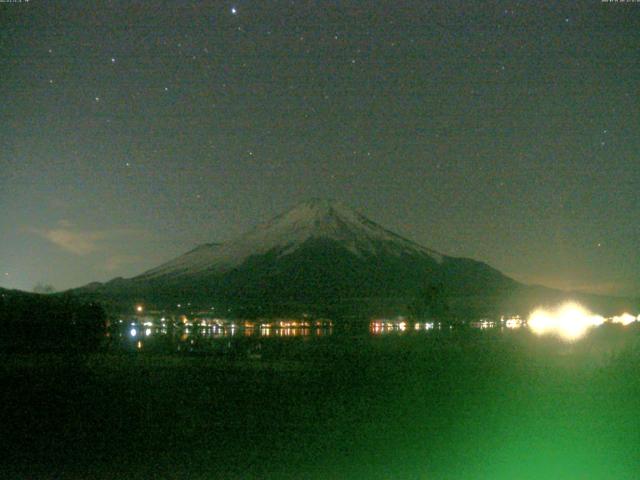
left=611, top=313, right=636, bottom=326
left=130, top=328, right=137, bottom=337
left=505, top=319, right=521, bottom=329
left=528, top=302, right=605, bottom=341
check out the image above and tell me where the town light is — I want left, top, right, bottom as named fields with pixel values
left=611, top=313, right=636, bottom=326
left=528, top=302, right=605, bottom=341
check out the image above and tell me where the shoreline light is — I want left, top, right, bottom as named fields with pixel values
left=611, top=313, right=636, bottom=326
left=528, top=302, right=605, bottom=341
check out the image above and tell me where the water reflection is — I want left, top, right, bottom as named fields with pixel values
left=110, top=304, right=640, bottom=353
left=369, top=305, right=639, bottom=341
left=470, top=319, right=496, bottom=330
left=110, top=318, right=334, bottom=354
left=370, top=318, right=434, bottom=335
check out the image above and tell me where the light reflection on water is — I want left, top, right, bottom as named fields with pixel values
left=370, top=307, right=639, bottom=341
left=369, top=318, right=522, bottom=335
left=109, top=321, right=335, bottom=354
left=109, top=304, right=639, bottom=354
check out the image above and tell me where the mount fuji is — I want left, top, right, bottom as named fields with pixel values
left=140, top=199, right=445, bottom=279
left=79, top=199, right=520, bottom=316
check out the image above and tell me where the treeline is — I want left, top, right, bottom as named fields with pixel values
left=0, top=289, right=107, bottom=352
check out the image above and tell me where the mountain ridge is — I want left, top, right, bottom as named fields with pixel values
left=73, top=199, right=638, bottom=317
left=136, top=199, right=445, bottom=281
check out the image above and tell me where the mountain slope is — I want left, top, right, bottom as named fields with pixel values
left=138, top=199, right=444, bottom=279
left=78, top=199, right=520, bottom=315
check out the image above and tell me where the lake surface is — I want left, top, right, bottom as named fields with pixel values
left=105, top=317, right=521, bottom=356
left=2, top=320, right=640, bottom=479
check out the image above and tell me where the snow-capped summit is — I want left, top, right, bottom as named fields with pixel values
left=138, top=199, right=443, bottom=280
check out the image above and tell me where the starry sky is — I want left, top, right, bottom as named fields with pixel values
left=1, top=0, right=639, bottom=297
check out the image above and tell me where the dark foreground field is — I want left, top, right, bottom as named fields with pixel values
left=2, top=327, right=640, bottom=479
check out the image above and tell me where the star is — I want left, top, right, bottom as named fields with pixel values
left=231, top=6, right=237, bottom=15
left=111, top=57, right=116, bottom=63
left=95, top=96, right=100, bottom=102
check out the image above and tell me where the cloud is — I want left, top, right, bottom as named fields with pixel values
left=31, top=223, right=146, bottom=257
left=37, top=227, right=104, bottom=255
left=27, top=223, right=156, bottom=277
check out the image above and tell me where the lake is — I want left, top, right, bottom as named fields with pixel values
left=1, top=319, right=640, bottom=479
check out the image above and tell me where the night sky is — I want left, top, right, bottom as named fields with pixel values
left=1, top=1, right=639, bottom=296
